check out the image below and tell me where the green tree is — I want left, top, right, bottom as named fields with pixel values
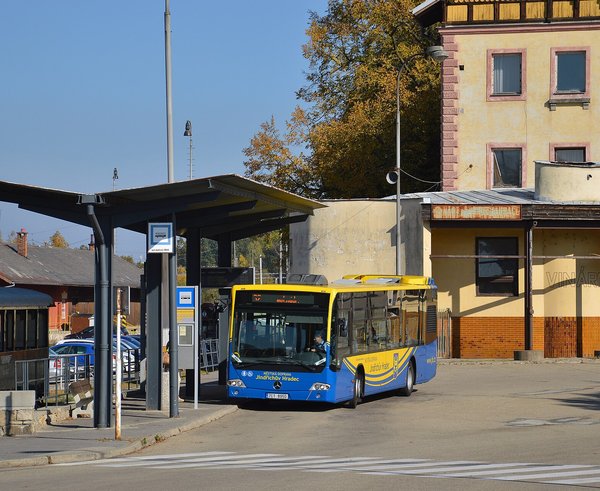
left=244, top=0, right=442, bottom=198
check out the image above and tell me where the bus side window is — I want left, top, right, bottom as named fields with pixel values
left=370, top=291, right=388, bottom=350
left=387, top=308, right=400, bottom=349
left=352, top=292, right=368, bottom=353
left=332, top=294, right=351, bottom=366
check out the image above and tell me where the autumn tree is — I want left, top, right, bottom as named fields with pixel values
left=243, top=109, right=321, bottom=197
left=244, top=0, right=442, bottom=198
left=48, top=230, right=69, bottom=248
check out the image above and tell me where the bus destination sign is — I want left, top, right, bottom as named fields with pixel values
left=251, top=293, right=314, bottom=305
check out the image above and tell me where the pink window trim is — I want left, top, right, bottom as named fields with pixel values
left=486, top=48, right=527, bottom=102
left=486, top=143, right=527, bottom=189
left=550, top=47, right=591, bottom=100
left=549, top=142, right=590, bottom=161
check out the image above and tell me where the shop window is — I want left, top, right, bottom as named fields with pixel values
left=476, top=237, right=519, bottom=296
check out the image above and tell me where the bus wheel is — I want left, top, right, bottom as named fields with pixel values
left=348, top=372, right=363, bottom=408
left=399, top=362, right=415, bottom=397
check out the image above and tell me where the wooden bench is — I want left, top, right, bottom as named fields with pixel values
left=69, top=379, right=94, bottom=418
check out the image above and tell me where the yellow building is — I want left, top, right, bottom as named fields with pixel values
left=413, top=0, right=600, bottom=191
left=410, top=0, right=600, bottom=358
left=290, top=1, right=600, bottom=359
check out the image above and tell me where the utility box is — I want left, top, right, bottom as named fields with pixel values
left=176, top=286, right=198, bottom=370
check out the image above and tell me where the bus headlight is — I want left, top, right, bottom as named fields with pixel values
left=227, top=379, right=246, bottom=388
left=309, top=383, right=331, bottom=391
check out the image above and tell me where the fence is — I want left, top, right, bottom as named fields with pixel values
left=200, top=339, right=219, bottom=371
left=437, top=308, right=452, bottom=359
left=16, top=348, right=141, bottom=407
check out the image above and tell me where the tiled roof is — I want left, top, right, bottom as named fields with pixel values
left=0, top=242, right=141, bottom=287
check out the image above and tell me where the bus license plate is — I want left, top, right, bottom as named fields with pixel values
left=266, top=393, right=289, bottom=400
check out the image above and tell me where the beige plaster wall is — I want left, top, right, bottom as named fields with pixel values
left=451, top=27, right=600, bottom=190
left=539, top=229, right=600, bottom=317
left=289, top=199, right=426, bottom=282
left=431, top=226, right=600, bottom=317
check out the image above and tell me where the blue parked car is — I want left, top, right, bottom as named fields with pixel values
left=51, top=341, right=95, bottom=377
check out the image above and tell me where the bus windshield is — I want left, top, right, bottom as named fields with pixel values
left=231, top=290, right=329, bottom=371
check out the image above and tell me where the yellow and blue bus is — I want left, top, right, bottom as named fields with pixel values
left=227, top=274, right=438, bottom=406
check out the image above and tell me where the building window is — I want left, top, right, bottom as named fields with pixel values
left=556, top=51, right=586, bottom=93
left=487, top=49, right=526, bottom=101
left=493, top=53, right=521, bottom=94
left=476, top=237, right=518, bottom=296
left=550, top=47, right=590, bottom=105
left=555, top=147, right=586, bottom=162
left=491, top=148, right=522, bottom=188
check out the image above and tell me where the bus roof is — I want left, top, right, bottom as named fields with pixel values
left=232, top=275, right=436, bottom=293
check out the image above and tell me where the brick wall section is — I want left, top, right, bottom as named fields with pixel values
left=440, top=34, right=459, bottom=191
left=452, top=316, right=600, bottom=358
left=582, top=318, right=600, bottom=357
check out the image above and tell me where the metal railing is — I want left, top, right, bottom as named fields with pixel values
left=15, top=348, right=141, bottom=407
left=15, top=341, right=218, bottom=406
left=200, top=339, right=219, bottom=371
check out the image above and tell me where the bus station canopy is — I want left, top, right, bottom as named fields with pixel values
left=0, top=174, right=325, bottom=241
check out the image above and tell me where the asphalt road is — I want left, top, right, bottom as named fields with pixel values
left=2, top=361, right=600, bottom=490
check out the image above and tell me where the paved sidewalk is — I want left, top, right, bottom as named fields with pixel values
left=0, top=372, right=237, bottom=468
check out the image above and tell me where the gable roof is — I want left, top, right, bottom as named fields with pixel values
left=0, top=242, right=141, bottom=288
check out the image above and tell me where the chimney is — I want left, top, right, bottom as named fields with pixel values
left=16, top=228, right=28, bottom=258
left=89, top=234, right=95, bottom=252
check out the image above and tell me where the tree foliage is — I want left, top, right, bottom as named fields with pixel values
left=244, top=0, right=442, bottom=198
left=48, top=230, right=69, bottom=248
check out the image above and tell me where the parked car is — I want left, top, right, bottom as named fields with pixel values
left=53, top=338, right=137, bottom=372
left=65, top=325, right=129, bottom=340
left=122, top=335, right=141, bottom=349
left=50, top=341, right=95, bottom=378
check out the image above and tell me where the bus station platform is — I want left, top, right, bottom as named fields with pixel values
left=0, top=371, right=237, bottom=468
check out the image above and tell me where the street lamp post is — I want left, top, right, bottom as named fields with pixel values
left=390, top=45, right=448, bottom=275
left=184, top=120, right=193, bottom=179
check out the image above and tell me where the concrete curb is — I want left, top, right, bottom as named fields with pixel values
left=439, top=357, right=600, bottom=365
left=0, top=405, right=238, bottom=469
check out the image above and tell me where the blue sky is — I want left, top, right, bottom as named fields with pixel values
left=1, top=1, right=327, bottom=259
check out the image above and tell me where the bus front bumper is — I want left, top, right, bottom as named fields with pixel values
left=227, top=385, right=335, bottom=403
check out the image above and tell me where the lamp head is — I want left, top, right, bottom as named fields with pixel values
left=184, top=120, right=192, bottom=137
left=426, top=45, right=449, bottom=62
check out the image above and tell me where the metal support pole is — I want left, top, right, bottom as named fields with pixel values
left=145, top=254, right=162, bottom=410
left=115, top=288, right=122, bottom=440
left=525, top=222, right=534, bottom=350
left=392, top=47, right=447, bottom=275
left=169, top=215, right=179, bottom=417
left=395, top=66, right=403, bottom=276
left=165, top=0, right=174, bottom=183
